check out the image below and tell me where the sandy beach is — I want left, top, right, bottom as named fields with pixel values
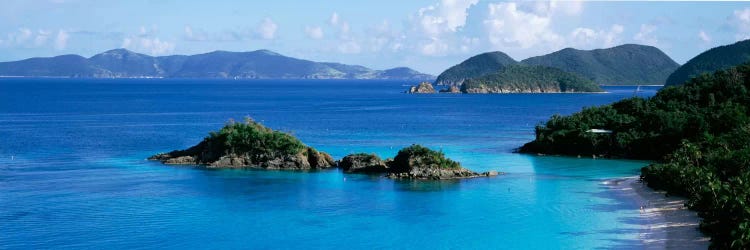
left=604, top=177, right=710, bottom=249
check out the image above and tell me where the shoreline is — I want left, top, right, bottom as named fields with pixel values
left=604, top=177, right=709, bottom=249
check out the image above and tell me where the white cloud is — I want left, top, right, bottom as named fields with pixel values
left=305, top=26, right=324, bottom=40
left=409, top=0, right=478, bottom=56
left=54, top=30, right=69, bottom=50
left=338, top=40, right=361, bottom=54
left=569, top=24, right=624, bottom=48
left=460, top=36, right=480, bottom=53
left=698, top=30, right=711, bottom=44
left=16, top=28, right=33, bottom=44
left=34, top=30, right=52, bottom=46
left=633, top=24, right=658, bottom=46
left=256, top=18, right=278, bottom=40
left=0, top=27, right=70, bottom=50
left=122, top=26, right=175, bottom=55
left=731, top=8, right=750, bottom=40
left=329, top=12, right=340, bottom=26
left=415, top=0, right=478, bottom=37
left=420, top=38, right=449, bottom=56
left=183, top=25, right=207, bottom=41
left=484, top=2, right=562, bottom=49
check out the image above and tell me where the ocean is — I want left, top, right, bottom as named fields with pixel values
left=0, top=78, right=660, bottom=249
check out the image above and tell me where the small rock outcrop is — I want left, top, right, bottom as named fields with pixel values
left=149, top=118, right=335, bottom=169
left=408, top=82, right=436, bottom=94
left=338, top=153, right=388, bottom=173
left=341, top=145, right=501, bottom=180
left=387, top=144, right=495, bottom=180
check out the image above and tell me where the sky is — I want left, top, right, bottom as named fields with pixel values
left=0, top=0, right=749, bottom=75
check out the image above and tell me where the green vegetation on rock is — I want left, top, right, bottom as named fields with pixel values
left=519, top=63, right=750, bottom=248
left=522, top=44, right=679, bottom=85
left=665, top=39, right=750, bottom=86
left=391, top=144, right=461, bottom=171
left=460, top=65, right=603, bottom=93
left=339, top=145, right=499, bottom=179
left=210, top=118, right=306, bottom=159
left=149, top=118, right=334, bottom=169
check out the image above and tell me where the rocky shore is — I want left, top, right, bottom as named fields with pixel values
left=150, top=120, right=498, bottom=179
left=340, top=145, right=500, bottom=180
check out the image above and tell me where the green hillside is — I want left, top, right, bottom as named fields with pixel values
left=522, top=44, right=679, bottom=85
left=460, top=65, right=603, bottom=93
left=434, top=51, right=517, bottom=86
left=665, top=39, right=750, bottom=86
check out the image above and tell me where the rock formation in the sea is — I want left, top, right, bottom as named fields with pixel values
left=438, top=86, right=461, bottom=93
left=460, top=65, right=603, bottom=93
left=149, top=118, right=335, bottom=169
left=341, top=145, right=499, bottom=179
left=408, top=82, right=437, bottom=94
left=387, top=145, right=492, bottom=179
left=338, top=153, right=389, bottom=173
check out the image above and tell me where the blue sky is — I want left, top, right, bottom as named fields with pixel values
left=1, top=0, right=749, bottom=74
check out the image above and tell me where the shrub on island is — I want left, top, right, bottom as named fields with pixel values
left=340, top=144, right=499, bottom=179
left=149, top=118, right=335, bottom=169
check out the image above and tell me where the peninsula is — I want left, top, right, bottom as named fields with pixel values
left=518, top=55, right=750, bottom=247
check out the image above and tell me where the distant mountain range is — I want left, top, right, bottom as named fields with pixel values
left=666, top=39, right=750, bottom=86
left=0, top=49, right=435, bottom=80
left=435, top=44, right=679, bottom=86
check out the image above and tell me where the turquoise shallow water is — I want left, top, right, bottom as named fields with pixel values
left=0, top=79, right=658, bottom=249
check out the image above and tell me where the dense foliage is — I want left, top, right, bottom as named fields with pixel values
left=666, top=39, right=750, bottom=86
left=460, top=65, right=603, bottom=93
left=434, top=51, right=518, bottom=86
left=520, top=63, right=750, bottom=248
left=207, top=118, right=306, bottom=161
left=390, top=144, right=461, bottom=172
left=522, top=44, right=679, bottom=85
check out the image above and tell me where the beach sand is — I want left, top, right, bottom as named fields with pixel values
left=605, top=177, right=710, bottom=249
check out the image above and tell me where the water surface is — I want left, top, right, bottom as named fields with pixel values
left=0, top=79, right=659, bottom=249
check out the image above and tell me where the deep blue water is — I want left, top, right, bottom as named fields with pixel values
left=0, top=79, right=660, bottom=249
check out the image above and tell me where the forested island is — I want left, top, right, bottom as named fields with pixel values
left=150, top=119, right=497, bottom=180
left=519, top=63, right=750, bottom=248
left=434, top=44, right=679, bottom=87
left=417, top=43, right=677, bottom=94
left=460, top=65, right=603, bottom=93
